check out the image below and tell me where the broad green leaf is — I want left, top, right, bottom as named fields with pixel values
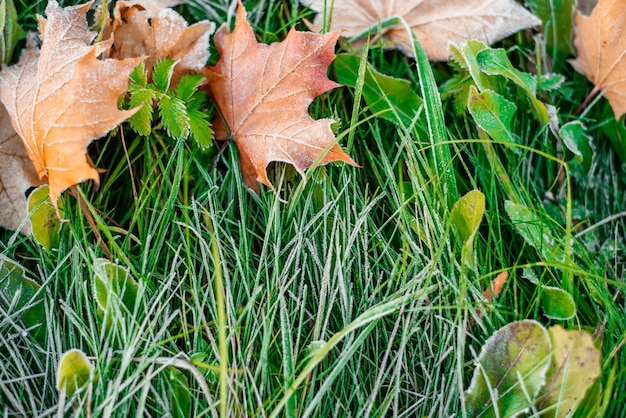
left=465, top=320, right=552, bottom=418
left=559, top=121, right=593, bottom=172
left=451, top=189, right=485, bottom=265
left=93, top=259, right=138, bottom=313
left=27, top=185, right=60, bottom=250
left=0, top=0, right=25, bottom=64
left=505, top=200, right=557, bottom=262
left=176, top=73, right=205, bottom=102
left=540, top=286, right=576, bottom=320
left=56, top=349, right=93, bottom=397
left=128, top=86, right=157, bottom=136
left=526, top=0, right=575, bottom=57
left=333, top=53, right=422, bottom=129
left=449, top=40, right=492, bottom=92
left=523, top=269, right=576, bottom=320
left=0, top=255, right=46, bottom=342
left=152, top=58, right=178, bottom=92
left=477, top=48, right=549, bottom=124
left=159, top=94, right=190, bottom=140
left=537, top=326, right=601, bottom=417
left=468, top=86, right=518, bottom=146
left=477, top=48, right=537, bottom=95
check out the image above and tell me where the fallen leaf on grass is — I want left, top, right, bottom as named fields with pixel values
left=0, top=1, right=142, bottom=209
left=108, top=0, right=214, bottom=84
left=204, top=2, right=356, bottom=192
left=300, top=0, right=541, bottom=61
left=570, top=0, right=626, bottom=118
left=0, top=104, right=42, bottom=234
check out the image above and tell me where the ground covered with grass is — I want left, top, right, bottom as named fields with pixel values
left=1, top=0, right=625, bottom=416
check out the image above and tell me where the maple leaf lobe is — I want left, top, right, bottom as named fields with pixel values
left=570, top=0, right=626, bottom=118
left=205, top=2, right=356, bottom=191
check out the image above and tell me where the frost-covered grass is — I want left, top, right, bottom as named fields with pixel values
left=1, top=0, right=625, bottom=416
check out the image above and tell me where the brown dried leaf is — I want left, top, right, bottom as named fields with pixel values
left=204, top=2, right=356, bottom=192
left=109, top=0, right=214, bottom=82
left=570, top=0, right=626, bottom=118
left=0, top=1, right=141, bottom=208
left=0, top=104, right=42, bottom=234
left=300, top=0, right=541, bottom=61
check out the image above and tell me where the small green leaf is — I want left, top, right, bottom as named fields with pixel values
left=130, top=61, right=148, bottom=87
left=128, top=86, right=157, bottom=136
left=333, top=53, right=422, bottom=129
left=505, top=200, right=557, bottom=262
left=559, top=121, right=594, bottom=172
left=540, top=286, right=576, bottom=320
left=0, top=255, right=46, bottom=343
left=477, top=49, right=537, bottom=96
left=537, top=326, right=601, bottom=417
left=538, top=73, right=565, bottom=92
left=477, top=48, right=549, bottom=124
left=188, top=107, right=214, bottom=149
left=159, top=94, right=190, bottom=140
left=93, top=259, right=138, bottom=313
left=451, top=190, right=485, bottom=265
left=153, top=58, right=178, bottom=92
left=176, top=73, right=205, bottom=102
left=28, top=185, right=60, bottom=250
left=468, top=86, right=519, bottom=147
left=449, top=40, right=492, bottom=92
left=57, top=349, right=93, bottom=397
left=465, top=320, right=552, bottom=418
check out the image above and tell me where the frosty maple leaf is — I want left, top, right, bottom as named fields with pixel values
left=570, top=0, right=626, bottom=119
left=204, top=2, right=356, bottom=192
left=0, top=1, right=142, bottom=208
left=108, top=0, right=214, bottom=83
left=300, top=0, right=541, bottom=61
left=0, top=104, right=42, bottom=234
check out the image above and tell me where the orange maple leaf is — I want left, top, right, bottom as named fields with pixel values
left=0, top=1, right=142, bottom=208
left=570, top=0, right=626, bottom=119
left=204, top=2, right=356, bottom=192
left=300, top=0, right=540, bottom=61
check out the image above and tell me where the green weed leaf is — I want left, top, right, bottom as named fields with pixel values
left=465, top=320, right=552, bottom=417
left=56, top=349, right=93, bottom=397
left=333, top=53, right=422, bottom=129
left=130, top=61, right=149, bottom=87
left=0, top=255, right=46, bottom=343
left=559, top=121, right=594, bottom=172
left=451, top=189, right=485, bottom=266
left=468, top=86, right=519, bottom=147
left=27, top=185, right=60, bottom=250
left=159, top=94, right=190, bottom=140
left=128, top=86, right=157, bottom=136
left=176, top=73, right=205, bottom=102
left=93, top=258, right=139, bottom=313
left=153, top=58, right=178, bottom=92
left=505, top=200, right=557, bottom=262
